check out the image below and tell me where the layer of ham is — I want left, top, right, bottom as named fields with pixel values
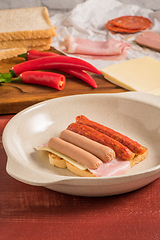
left=60, top=35, right=130, bottom=60
left=89, top=158, right=130, bottom=177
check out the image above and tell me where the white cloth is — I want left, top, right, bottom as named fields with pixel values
left=50, top=0, right=160, bottom=69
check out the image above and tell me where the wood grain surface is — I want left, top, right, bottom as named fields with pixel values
left=0, top=47, right=126, bottom=114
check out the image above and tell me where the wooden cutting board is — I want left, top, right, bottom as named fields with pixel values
left=0, top=47, right=126, bottom=114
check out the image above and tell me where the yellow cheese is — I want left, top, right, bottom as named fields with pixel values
left=101, top=56, right=160, bottom=95
left=37, top=146, right=87, bottom=170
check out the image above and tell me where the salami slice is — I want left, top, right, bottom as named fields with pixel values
left=112, top=16, right=152, bottom=30
left=105, top=20, right=141, bottom=33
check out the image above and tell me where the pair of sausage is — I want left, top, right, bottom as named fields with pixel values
left=48, top=129, right=115, bottom=170
left=67, top=123, right=135, bottom=160
left=75, top=115, right=147, bottom=155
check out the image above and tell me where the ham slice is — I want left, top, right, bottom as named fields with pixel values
left=60, top=35, right=130, bottom=60
left=72, top=47, right=128, bottom=61
left=89, top=158, right=131, bottom=177
left=135, top=31, right=160, bottom=51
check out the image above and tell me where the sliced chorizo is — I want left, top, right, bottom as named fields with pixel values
left=112, top=16, right=152, bottom=30
left=105, top=20, right=140, bottom=33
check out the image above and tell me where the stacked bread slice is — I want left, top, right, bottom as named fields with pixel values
left=0, top=7, right=56, bottom=60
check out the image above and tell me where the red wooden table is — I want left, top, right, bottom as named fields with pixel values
left=1, top=115, right=160, bottom=240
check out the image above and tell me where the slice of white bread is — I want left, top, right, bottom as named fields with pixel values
left=0, top=38, right=52, bottom=50
left=0, top=47, right=27, bottom=61
left=48, top=148, right=148, bottom=177
left=0, top=7, right=56, bottom=41
left=0, top=45, right=51, bottom=60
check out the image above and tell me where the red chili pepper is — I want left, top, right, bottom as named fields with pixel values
left=18, top=50, right=98, bottom=88
left=62, top=69, right=97, bottom=88
left=10, top=55, right=101, bottom=77
left=15, top=71, right=66, bottom=90
left=18, top=49, right=58, bottom=61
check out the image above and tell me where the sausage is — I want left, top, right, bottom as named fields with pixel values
left=67, top=123, right=135, bottom=160
left=59, top=130, right=115, bottom=162
left=135, top=31, right=160, bottom=52
left=47, top=137, right=103, bottom=170
left=76, top=115, right=147, bottom=155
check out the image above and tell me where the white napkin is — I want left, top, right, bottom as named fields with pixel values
left=50, top=0, right=160, bottom=70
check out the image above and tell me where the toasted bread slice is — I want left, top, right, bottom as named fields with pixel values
left=49, top=153, right=95, bottom=177
left=0, top=47, right=27, bottom=61
left=129, top=149, right=148, bottom=167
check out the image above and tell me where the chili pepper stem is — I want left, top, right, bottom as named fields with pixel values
left=12, top=76, right=21, bottom=81
left=18, top=53, right=27, bottom=60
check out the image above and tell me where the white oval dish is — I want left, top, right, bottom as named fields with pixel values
left=2, top=92, right=160, bottom=197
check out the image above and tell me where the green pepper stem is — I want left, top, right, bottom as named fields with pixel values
left=18, top=53, right=27, bottom=60
left=9, top=69, right=17, bottom=77
left=13, top=76, right=21, bottom=81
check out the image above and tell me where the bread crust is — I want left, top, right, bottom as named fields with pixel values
left=48, top=148, right=148, bottom=177
left=28, top=45, right=51, bottom=51
left=0, top=28, right=56, bottom=42
left=129, top=149, right=148, bottom=167
left=0, top=47, right=27, bottom=61
left=0, top=38, right=52, bottom=50
left=0, top=45, right=51, bottom=60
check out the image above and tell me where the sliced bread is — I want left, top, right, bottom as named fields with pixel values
left=0, top=44, right=51, bottom=60
left=0, top=38, right=52, bottom=50
left=0, top=7, right=56, bottom=41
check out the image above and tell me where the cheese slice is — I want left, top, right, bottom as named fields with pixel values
left=37, top=146, right=87, bottom=170
left=101, top=56, right=160, bottom=95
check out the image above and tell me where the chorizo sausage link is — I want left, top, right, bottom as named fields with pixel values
left=76, top=115, right=147, bottom=155
left=67, top=123, right=135, bottom=160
